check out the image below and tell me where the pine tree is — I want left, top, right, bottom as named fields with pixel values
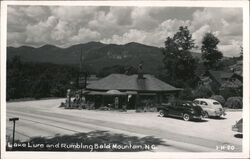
left=201, top=33, right=223, bottom=69
left=162, top=26, right=197, bottom=87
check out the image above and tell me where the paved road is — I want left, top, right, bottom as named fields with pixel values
left=6, top=99, right=242, bottom=152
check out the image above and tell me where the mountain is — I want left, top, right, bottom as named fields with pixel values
left=7, top=42, right=202, bottom=74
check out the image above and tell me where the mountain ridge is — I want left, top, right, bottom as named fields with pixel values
left=7, top=41, right=203, bottom=74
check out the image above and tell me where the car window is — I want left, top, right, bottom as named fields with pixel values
left=182, top=103, right=188, bottom=107
left=191, top=103, right=198, bottom=106
left=200, top=101, right=208, bottom=105
left=193, top=100, right=199, bottom=104
left=182, top=103, right=194, bottom=107
left=213, top=102, right=220, bottom=105
left=186, top=103, right=191, bottom=106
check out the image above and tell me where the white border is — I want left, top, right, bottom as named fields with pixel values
left=0, top=0, right=248, bottom=7
left=242, top=2, right=250, bottom=156
left=1, top=1, right=249, bottom=159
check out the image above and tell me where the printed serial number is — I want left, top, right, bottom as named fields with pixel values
left=216, top=144, right=235, bottom=151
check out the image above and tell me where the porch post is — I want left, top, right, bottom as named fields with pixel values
left=159, top=93, right=163, bottom=103
left=135, top=93, right=140, bottom=110
left=125, top=95, right=128, bottom=110
left=101, top=95, right=104, bottom=107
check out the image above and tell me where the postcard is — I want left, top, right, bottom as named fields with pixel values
left=1, top=1, right=249, bottom=159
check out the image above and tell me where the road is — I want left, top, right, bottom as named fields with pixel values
left=6, top=99, right=242, bottom=152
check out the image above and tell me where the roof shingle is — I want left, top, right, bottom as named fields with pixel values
left=87, top=74, right=181, bottom=92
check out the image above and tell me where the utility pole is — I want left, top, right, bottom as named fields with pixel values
left=79, top=48, right=83, bottom=98
left=9, top=117, right=19, bottom=149
left=79, top=48, right=88, bottom=96
left=80, top=48, right=83, bottom=80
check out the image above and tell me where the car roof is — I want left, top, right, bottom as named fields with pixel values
left=194, top=98, right=218, bottom=103
left=174, top=100, right=193, bottom=103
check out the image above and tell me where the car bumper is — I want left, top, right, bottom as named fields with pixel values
left=214, top=111, right=226, bottom=116
left=232, top=125, right=242, bottom=133
left=232, top=126, right=239, bottom=132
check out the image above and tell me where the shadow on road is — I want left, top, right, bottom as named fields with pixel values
left=159, top=116, right=208, bottom=122
left=192, top=119, right=208, bottom=122
left=234, top=134, right=243, bottom=138
left=6, top=130, right=169, bottom=152
left=209, top=116, right=227, bottom=120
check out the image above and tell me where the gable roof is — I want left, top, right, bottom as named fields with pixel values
left=207, top=70, right=234, bottom=85
left=221, top=79, right=242, bottom=88
left=87, top=74, right=182, bottom=92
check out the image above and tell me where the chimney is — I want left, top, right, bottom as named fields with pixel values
left=138, top=62, right=144, bottom=79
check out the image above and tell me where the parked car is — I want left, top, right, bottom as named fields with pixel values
left=232, top=118, right=243, bottom=133
left=157, top=101, right=204, bottom=121
left=193, top=98, right=226, bottom=118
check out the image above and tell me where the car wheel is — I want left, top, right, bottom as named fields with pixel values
left=183, top=113, right=190, bottom=121
left=159, top=110, right=167, bottom=117
left=204, top=112, right=209, bottom=118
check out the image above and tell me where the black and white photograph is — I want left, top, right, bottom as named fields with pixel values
left=1, top=1, right=249, bottom=159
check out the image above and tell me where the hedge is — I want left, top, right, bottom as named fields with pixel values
left=224, top=97, right=243, bottom=109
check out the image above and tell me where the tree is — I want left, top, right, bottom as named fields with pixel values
left=239, top=46, right=243, bottom=59
left=32, top=75, right=51, bottom=99
left=162, top=26, right=197, bottom=87
left=97, top=65, right=137, bottom=77
left=201, top=33, right=223, bottom=69
left=97, top=65, right=126, bottom=77
left=7, top=56, right=79, bottom=100
left=193, top=85, right=213, bottom=98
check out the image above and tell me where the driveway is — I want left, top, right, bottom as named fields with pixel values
left=6, top=99, right=242, bottom=152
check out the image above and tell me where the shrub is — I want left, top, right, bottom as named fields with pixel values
left=220, top=87, right=242, bottom=100
left=224, top=97, right=242, bottom=109
left=210, top=95, right=225, bottom=106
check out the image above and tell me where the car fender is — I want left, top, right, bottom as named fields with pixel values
left=157, top=106, right=169, bottom=112
left=201, top=107, right=214, bottom=116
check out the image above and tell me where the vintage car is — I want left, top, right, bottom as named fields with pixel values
left=232, top=118, right=243, bottom=133
left=193, top=98, right=226, bottom=118
left=157, top=101, right=204, bottom=121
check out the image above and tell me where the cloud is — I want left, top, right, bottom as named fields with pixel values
left=192, top=24, right=211, bottom=47
left=51, top=20, right=76, bottom=42
left=101, top=19, right=190, bottom=47
left=8, top=6, right=51, bottom=33
left=146, top=19, right=190, bottom=47
left=218, top=40, right=242, bottom=57
left=69, top=28, right=101, bottom=45
left=87, top=10, right=122, bottom=38
left=50, top=6, right=97, bottom=25
left=7, top=6, right=243, bottom=56
left=109, top=7, right=133, bottom=26
left=20, top=6, right=51, bottom=21
left=190, top=8, right=243, bottom=56
left=131, top=7, right=159, bottom=31
left=7, top=32, right=27, bottom=47
left=193, top=8, right=242, bottom=37
left=25, top=16, right=58, bottom=45
left=101, top=29, right=147, bottom=45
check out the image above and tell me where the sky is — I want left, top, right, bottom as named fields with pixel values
left=7, top=6, right=243, bottom=57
